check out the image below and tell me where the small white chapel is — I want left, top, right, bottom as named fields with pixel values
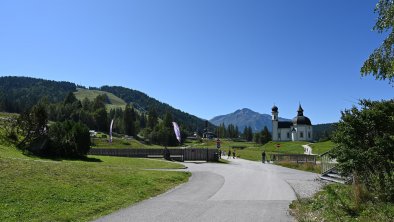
left=271, top=104, right=313, bottom=142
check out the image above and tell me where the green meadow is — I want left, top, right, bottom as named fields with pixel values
left=0, top=144, right=189, bottom=222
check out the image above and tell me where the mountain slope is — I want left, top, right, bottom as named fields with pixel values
left=100, top=86, right=214, bottom=133
left=210, top=108, right=289, bottom=133
left=74, top=88, right=127, bottom=110
left=0, top=76, right=76, bottom=112
left=0, top=76, right=213, bottom=134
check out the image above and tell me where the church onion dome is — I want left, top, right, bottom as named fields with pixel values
left=272, top=105, right=278, bottom=112
left=292, top=104, right=312, bottom=125
left=292, top=115, right=312, bottom=125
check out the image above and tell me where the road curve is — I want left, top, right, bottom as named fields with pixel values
left=94, top=157, right=321, bottom=222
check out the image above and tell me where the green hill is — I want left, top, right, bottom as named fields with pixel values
left=0, top=76, right=76, bottom=112
left=100, top=85, right=215, bottom=133
left=74, top=88, right=127, bottom=110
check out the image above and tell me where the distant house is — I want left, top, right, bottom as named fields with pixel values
left=271, top=104, right=313, bottom=142
left=203, top=132, right=217, bottom=139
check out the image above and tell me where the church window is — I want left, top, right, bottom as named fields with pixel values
left=308, top=132, right=311, bottom=138
left=300, top=132, right=304, bottom=138
left=287, top=132, right=290, bottom=139
left=278, top=133, right=281, bottom=139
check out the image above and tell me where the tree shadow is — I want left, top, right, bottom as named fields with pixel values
left=22, top=151, right=102, bottom=162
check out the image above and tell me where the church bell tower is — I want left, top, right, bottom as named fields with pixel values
left=272, top=105, right=278, bottom=141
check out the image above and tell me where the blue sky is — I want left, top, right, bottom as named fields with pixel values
left=0, top=0, right=392, bottom=124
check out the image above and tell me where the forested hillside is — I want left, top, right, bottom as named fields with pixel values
left=0, top=76, right=76, bottom=113
left=100, top=86, right=214, bottom=133
left=312, top=123, right=337, bottom=141
left=0, top=76, right=213, bottom=138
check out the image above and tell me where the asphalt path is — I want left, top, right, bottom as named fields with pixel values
left=94, top=157, right=321, bottom=222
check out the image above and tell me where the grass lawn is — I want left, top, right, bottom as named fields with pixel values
left=235, top=141, right=307, bottom=161
left=0, top=145, right=190, bottom=222
left=290, top=184, right=394, bottom=222
left=309, top=140, right=336, bottom=155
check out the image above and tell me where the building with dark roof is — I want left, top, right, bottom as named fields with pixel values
left=271, top=104, right=313, bottom=142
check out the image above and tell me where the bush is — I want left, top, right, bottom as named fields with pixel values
left=332, top=99, right=394, bottom=202
left=46, top=121, right=91, bottom=157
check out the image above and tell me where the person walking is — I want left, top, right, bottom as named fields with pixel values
left=232, top=149, right=236, bottom=159
left=262, top=151, right=266, bottom=163
left=227, top=149, right=231, bottom=159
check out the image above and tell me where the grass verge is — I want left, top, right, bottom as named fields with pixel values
left=290, top=184, right=394, bottom=222
left=0, top=145, right=190, bottom=222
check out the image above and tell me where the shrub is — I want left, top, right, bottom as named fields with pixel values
left=46, top=121, right=91, bottom=157
left=332, top=99, right=394, bottom=202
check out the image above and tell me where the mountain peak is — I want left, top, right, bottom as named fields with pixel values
left=210, top=108, right=273, bottom=133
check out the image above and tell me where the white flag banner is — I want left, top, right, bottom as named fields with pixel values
left=110, top=119, right=114, bottom=143
left=172, top=122, right=181, bottom=143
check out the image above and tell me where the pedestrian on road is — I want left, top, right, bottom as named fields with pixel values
left=228, top=149, right=231, bottom=159
left=262, top=151, right=266, bottom=163
left=233, top=150, right=236, bottom=159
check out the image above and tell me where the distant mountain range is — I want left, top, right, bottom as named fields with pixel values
left=210, top=108, right=290, bottom=133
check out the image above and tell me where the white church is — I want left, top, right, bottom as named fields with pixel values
left=271, top=104, right=313, bottom=142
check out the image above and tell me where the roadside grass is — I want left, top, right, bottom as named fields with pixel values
left=290, top=184, right=394, bottom=222
left=275, top=161, right=321, bottom=174
left=0, top=144, right=189, bottom=222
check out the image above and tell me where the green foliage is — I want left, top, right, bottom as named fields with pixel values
left=123, top=104, right=136, bottom=136
left=290, top=184, right=394, bottom=222
left=243, top=126, right=253, bottom=141
left=361, top=0, right=394, bottom=83
left=46, top=121, right=91, bottom=157
left=148, top=112, right=178, bottom=146
left=260, top=126, right=272, bottom=144
left=147, top=108, right=158, bottom=129
left=0, top=76, right=76, bottom=113
left=93, top=108, right=108, bottom=132
left=16, top=101, right=48, bottom=150
left=100, top=85, right=215, bottom=134
left=313, top=123, right=337, bottom=141
left=332, top=99, right=394, bottom=202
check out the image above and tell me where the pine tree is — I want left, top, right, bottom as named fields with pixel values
left=124, top=104, right=135, bottom=136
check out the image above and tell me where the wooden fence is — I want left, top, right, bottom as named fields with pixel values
left=320, top=149, right=338, bottom=174
left=270, top=153, right=317, bottom=164
left=88, top=148, right=219, bottom=162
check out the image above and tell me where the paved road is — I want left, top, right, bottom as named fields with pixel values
left=95, top=157, right=322, bottom=222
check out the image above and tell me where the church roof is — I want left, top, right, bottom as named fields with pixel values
left=272, top=105, right=278, bottom=112
left=292, top=116, right=312, bottom=125
left=278, top=121, right=293, bottom=128
left=292, top=104, right=312, bottom=125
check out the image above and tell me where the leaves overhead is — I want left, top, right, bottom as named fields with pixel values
left=361, top=0, right=394, bottom=83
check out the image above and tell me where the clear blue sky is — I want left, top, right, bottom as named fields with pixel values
left=0, top=0, right=392, bottom=124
